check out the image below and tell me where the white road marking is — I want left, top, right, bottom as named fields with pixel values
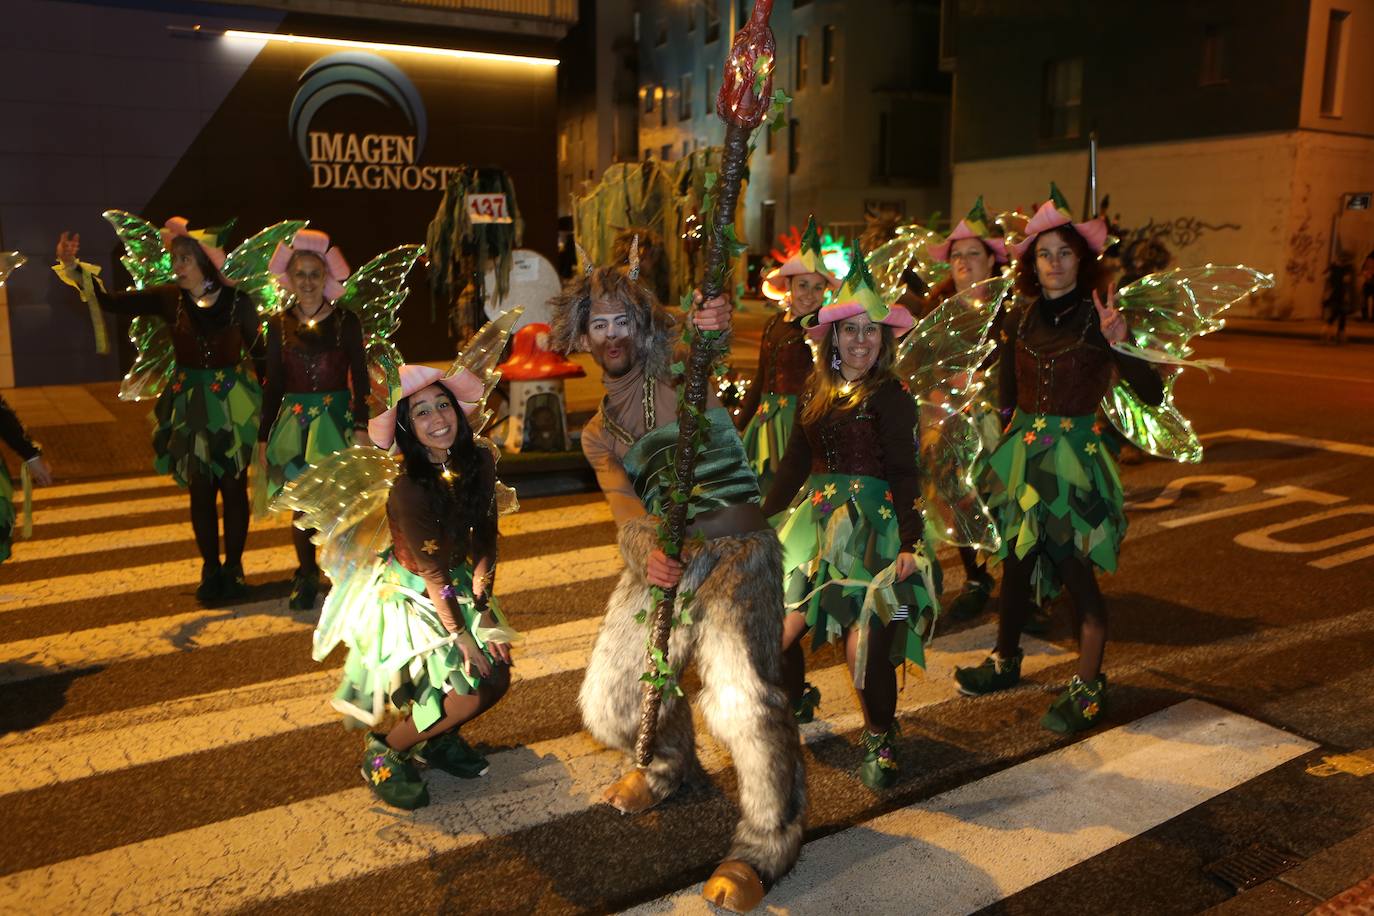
left=33, top=494, right=188, bottom=524
left=1223, top=364, right=1374, bottom=385
left=31, top=475, right=171, bottom=501
left=628, top=700, right=1316, bottom=915
left=0, top=627, right=1064, bottom=912
left=1201, top=428, right=1374, bottom=458
left=0, top=622, right=1065, bottom=797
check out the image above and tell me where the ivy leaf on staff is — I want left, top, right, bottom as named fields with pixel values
left=632, top=0, right=779, bottom=770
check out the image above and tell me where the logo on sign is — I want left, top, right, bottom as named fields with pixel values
left=288, top=51, right=461, bottom=191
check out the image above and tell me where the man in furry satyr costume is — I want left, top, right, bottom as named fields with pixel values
left=551, top=265, right=806, bottom=912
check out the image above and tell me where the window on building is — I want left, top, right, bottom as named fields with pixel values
left=788, top=119, right=800, bottom=174
left=559, top=130, right=568, bottom=163
left=1321, top=8, right=1351, bottom=117
left=680, top=73, right=693, bottom=121
left=705, top=5, right=721, bottom=43
left=822, top=25, right=837, bottom=85
left=660, top=88, right=669, bottom=127
left=875, top=100, right=942, bottom=185
left=656, top=16, right=668, bottom=46
left=1041, top=57, right=1083, bottom=140
left=643, top=86, right=655, bottom=115
left=1199, top=23, right=1228, bottom=86
left=686, top=4, right=696, bottom=33
left=705, top=65, right=714, bottom=109
left=661, top=143, right=673, bottom=161
left=761, top=201, right=777, bottom=253
left=795, top=34, right=809, bottom=90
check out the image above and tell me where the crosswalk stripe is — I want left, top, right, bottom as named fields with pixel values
left=9, top=500, right=612, bottom=565
left=32, top=494, right=187, bottom=525
left=0, top=545, right=623, bottom=677
left=0, top=541, right=622, bottom=614
left=32, top=475, right=171, bottom=502
left=0, top=622, right=1065, bottom=796
left=627, top=700, right=1318, bottom=914
left=0, top=626, right=1066, bottom=912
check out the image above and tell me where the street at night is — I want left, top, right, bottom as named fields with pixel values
left=2, top=329, right=1371, bottom=913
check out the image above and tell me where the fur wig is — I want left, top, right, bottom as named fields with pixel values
left=548, top=265, right=678, bottom=381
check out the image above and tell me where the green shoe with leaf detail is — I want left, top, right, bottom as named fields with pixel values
left=1041, top=674, right=1108, bottom=734
left=793, top=682, right=822, bottom=724
left=414, top=730, right=489, bottom=779
left=361, top=732, right=429, bottom=809
left=954, top=649, right=1023, bottom=696
left=859, top=726, right=900, bottom=790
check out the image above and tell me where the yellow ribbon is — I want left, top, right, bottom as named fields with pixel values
left=19, top=460, right=33, bottom=540
left=51, top=261, right=110, bottom=355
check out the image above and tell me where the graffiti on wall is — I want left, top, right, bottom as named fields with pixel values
left=1285, top=215, right=1325, bottom=286
left=1106, top=206, right=1242, bottom=285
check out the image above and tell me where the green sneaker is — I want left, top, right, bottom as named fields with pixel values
left=361, top=732, right=429, bottom=809
left=195, top=563, right=222, bottom=605
left=954, top=649, right=1023, bottom=696
left=793, top=682, right=822, bottom=724
left=859, top=726, right=899, bottom=790
left=947, top=578, right=993, bottom=622
left=1041, top=674, right=1108, bottom=734
left=220, top=562, right=249, bottom=602
left=414, top=730, right=489, bottom=779
left=288, top=567, right=319, bottom=611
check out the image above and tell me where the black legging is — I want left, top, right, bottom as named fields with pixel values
left=187, top=468, right=250, bottom=568
left=996, top=549, right=1107, bottom=682
left=781, top=612, right=905, bottom=734
left=385, top=662, right=512, bottom=752
left=291, top=512, right=318, bottom=574
left=958, top=546, right=990, bottom=584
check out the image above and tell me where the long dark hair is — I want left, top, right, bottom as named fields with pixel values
left=1014, top=226, right=1104, bottom=300
left=394, top=386, right=487, bottom=541
left=799, top=322, right=898, bottom=428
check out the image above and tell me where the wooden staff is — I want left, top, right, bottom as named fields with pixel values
left=634, top=0, right=777, bottom=768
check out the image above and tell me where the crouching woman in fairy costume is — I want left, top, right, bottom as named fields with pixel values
left=761, top=253, right=941, bottom=790
left=954, top=188, right=1163, bottom=734
left=292, top=364, right=518, bottom=809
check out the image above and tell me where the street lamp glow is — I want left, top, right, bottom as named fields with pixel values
left=222, top=29, right=560, bottom=67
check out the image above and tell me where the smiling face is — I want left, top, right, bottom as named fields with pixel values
left=834, top=313, right=882, bottom=379
left=949, top=238, right=995, bottom=292
left=288, top=252, right=327, bottom=310
left=169, top=239, right=209, bottom=292
left=1034, top=229, right=1081, bottom=298
left=788, top=273, right=828, bottom=316
left=406, top=384, right=459, bottom=454
left=580, top=297, right=637, bottom=378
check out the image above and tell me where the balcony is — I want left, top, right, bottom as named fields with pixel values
left=218, top=0, right=579, bottom=38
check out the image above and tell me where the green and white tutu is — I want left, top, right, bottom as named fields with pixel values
left=317, top=555, right=518, bottom=730
left=741, top=392, right=799, bottom=497
left=152, top=363, right=261, bottom=487
left=261, top=389, right=353, bottom=501
left=772, top=473, right=942, bottom=677
left=982, top=410, right=1126, bottom=603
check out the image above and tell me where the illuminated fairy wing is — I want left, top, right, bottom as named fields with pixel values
left=334, top=244, right=426, bottom=416
left=894, top=275, right=1012, bottom=550
left=222, top=220, right=309, bottom=318
left=98, top=210, right=178, bottom=401
left=0, top=251, right=26, bottom=287
left=445, top=307, right=522, bottom=434
left=866, top=223, right=948, bottom=298
left=1104, top=266, right=1274, bottom=462
left=994, top=209, right=1030, bottom=256
left=270, top=445, right=400, bottom=661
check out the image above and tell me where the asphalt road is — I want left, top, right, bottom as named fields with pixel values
left=1, top=333, right=1372, bottom=914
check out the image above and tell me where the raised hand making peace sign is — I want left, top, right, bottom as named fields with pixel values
left=1093, top=285, right=1128, bottom=345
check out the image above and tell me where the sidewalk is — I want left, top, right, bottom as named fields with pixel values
left=1205, top=822, right=1374, bottom=915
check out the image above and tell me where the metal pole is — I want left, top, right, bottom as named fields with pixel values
left=1086, top=130, right=1099, bottom=218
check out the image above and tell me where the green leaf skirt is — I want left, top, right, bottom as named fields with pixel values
left=326, top=555, right=511, bottom=731
left=771, top=473, right=941, bottom=671
left=740, top=392, right=798, bottom=498
left=262, top=389, right=354, bottom=500
left=0, top=461, right=13, bottom=564
left=982, top=410, right=1126, bottom=603
left=152, top=363, right=261, bottom=488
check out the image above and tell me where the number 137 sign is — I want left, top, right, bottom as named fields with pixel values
left=466, top=193, right=513, bottom=224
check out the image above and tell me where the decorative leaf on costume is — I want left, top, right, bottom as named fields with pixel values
left=1104, top=266, right=1274, bottom=462
left=223, top=220, right=309, bottom=317
left=865, top=223, right=949, bottom=297
left=893, top=275, right=1013, bottom=551
left=332, top=244, right=426, bottom=416
left=271, top=445, right=400, bottom=662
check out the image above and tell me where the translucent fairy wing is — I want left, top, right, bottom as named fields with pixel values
left=334, top=244, right=426, bottom=414
left=994, top=210, right=1029, bottom=255
left=1103, top=266, right=1274, bottom=462
left=222, top=220, right=309, bottom=316
left=102, top=210, right=174, bottom=288
left=866, top=224, right=948, bottom=298
left=119, top=316, right=177, bottom=402
left=894, top=276, right=1012, bottom=550
left=477, top=436, right=521, bottom=517
left=0, top=251, right=26, bottom=286
left=446, top=307, right=522, bottom=433
left=270, top=446, right=400, bottom=660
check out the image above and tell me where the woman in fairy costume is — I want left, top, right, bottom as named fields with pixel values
left=256, top=230, right=370, bottom=610
left=762, top=250, right=939, bottom=789
left=923, top=198, right=1009, bottom=622
left=953, top=186, right=1163, bottom=734
left=739, top=217, right=840, bottom=496
left=56, top=220, right=264, bottom=604
left=278, top=361, right=517, bottom=809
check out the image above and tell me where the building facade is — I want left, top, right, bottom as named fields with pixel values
left=633, top=0, right=950, bottom=255
left=0, top=0, right=575, bottom=387
left=945, top=0, right=1374, bottom=319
